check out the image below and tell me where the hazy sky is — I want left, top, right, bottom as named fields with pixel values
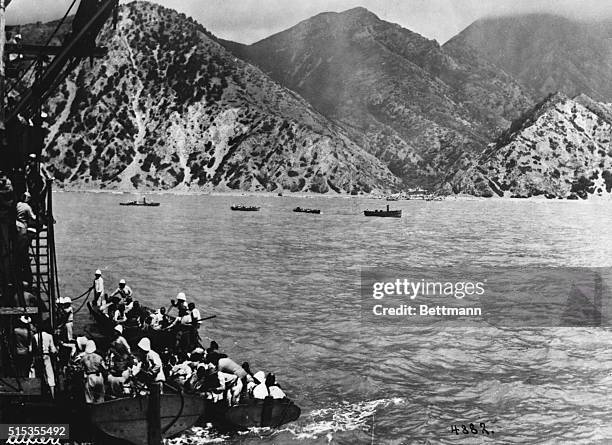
left=7, top=0, right=612, bottom=44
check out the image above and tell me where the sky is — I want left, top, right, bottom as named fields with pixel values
left=6, top=0, right=612, bottom=44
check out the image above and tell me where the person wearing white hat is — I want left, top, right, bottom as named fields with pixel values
left=108, top=326, right=132, bottom=397
left=93, top=269, right=105, bottom=307
left=61, top=296, right=74, bottom=341
left=110, top=324, right=130, bottom=354
left=110, top=279, right=133, bottom=301
left=82, top=340, right=106, bottom=403
left=74, top=336, right=89, bottom=358
left=137, top=337, right=165, bottom=384
left=13, top=315, right=33, bottom=377
left=171, top=292, right=188, bottom=313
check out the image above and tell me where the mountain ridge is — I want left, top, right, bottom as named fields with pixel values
left=224, top=7, right=534, bottom=189
left=445, top=13, right=612, bottom=102
left=452, top=92, right=612, bottom=198
left=23, top=1, right=400, bottom=194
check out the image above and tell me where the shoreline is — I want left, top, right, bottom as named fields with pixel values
left=52, top=188, right=612, bottom=203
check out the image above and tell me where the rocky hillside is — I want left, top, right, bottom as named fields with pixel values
left=446, top=14, right=612, bottom=102
left=452, top=93, right=612, bottom=199
left=223, top=8, right=532, bottom=189
left=26, top=2, right=400, bottom=193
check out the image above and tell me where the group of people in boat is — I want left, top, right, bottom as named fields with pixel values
left=8, top=267, right=288, bottom=406
left=64, top=328, right=286, bottom=406
left=66, top=330, right=287, bottom=406
left=31, top=270, right=285, bottom=407
left=92, top=270, right=204, bottom=351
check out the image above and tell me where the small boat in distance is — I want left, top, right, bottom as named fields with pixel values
left=293, top=207, right=321, bottom=214
left=119, top=197, right=160, bottom=206
left=231, top=205, right=260, bottom=211
left=364, top=204, right=402, bottom=218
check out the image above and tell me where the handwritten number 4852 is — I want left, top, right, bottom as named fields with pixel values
left=450, top=423, right=492, bottom=435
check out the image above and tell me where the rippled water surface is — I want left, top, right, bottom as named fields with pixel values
left=53, top=192, right=612, bottom=444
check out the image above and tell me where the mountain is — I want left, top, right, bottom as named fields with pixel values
left=24, top=2, right=400, bottom=193
left=452, top=93, right=612, bottom=198
left=223, top=7, right=533, bottom=188
left=445, top=14, right=612, bottom=102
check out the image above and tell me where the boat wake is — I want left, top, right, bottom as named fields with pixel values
left=164, top=398, right=407, bottom=443
left=284, top=397, right=407, bottom=440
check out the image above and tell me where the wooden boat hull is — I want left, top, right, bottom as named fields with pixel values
left=87, top=301, right=115, bottom=334
left=364, top=210, right=402, bottom=218
left=203, top=398, right=301, bottom=430
left=87, top=302, right=177, bottom=350
left=89, top=393, right=204, bottom=445
left=293, top=208, right=321, bottom=214
left=230, top=206, right=260, bottom=211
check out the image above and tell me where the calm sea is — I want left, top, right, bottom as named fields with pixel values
left=53, top=192, right=612, bottom=444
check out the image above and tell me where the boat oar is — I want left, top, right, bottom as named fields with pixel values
left=161, top=315, right=216, bottom=331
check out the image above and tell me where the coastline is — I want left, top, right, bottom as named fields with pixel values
left=52, top=187, right=612, bottom=203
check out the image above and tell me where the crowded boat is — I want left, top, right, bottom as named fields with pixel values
left=15, top=270, right=291, bottom=412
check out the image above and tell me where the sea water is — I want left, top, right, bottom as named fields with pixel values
left=54, top=192, right=612, bottom=444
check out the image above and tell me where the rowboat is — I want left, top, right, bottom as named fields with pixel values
left=364, top=205, right=402, bottom=218
left=89, top=392, right=204, bottom=445
left=87, top=306, right=301, bottom=432
left=224, top=398, right=300, bottom=429
left=87, top=302, right=177, bottom=351
left=119, top=200, right=160, bottom=206
left=231, top=205, right=260, bottom=211
left=293, top=207, right=321, bottom=214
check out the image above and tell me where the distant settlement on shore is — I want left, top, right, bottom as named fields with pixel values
left=372, top=304, right=482, bottom=316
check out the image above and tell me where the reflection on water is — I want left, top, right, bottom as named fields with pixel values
left=53, top=193, right=612, bottom=443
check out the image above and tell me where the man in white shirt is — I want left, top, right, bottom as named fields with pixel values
left=137, top=337, right=165, bottom=384
left=110, top=279, right=133, bottom=300
left=93, top=269, right=104, bottom=307
left=150, top=307, right=163, bottom=330
left=33, top=325, right=57, bottom=398
left=15, top=192, right=36, bottom=283
left=187, top=302, right=201, bottom=328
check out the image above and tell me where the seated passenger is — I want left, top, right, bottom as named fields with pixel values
left=158, top=307, right=173, bottom=330
left=185, top=363, right=213, bottom=394
left=136, top=337, right=165, bottom=385
left=114, top=303, right=127, bottom=323
left=149, top=307, right=163, bottom=330
left=247, top=370, right=265, bottom=396
left=253, top=373, right=286, bottom=400
left=124, top=295, right=134, bottom=313
left=109, top=325, right=130, bottom=355
left=189, top=347, right=205, bottom=363
left=169, top=361, right=193, bottom=387
left=242, top=362, right=256, bottom=383
left=107, top=331, right=134, bottom=398
left=110, top=279, right=133, bottom=300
